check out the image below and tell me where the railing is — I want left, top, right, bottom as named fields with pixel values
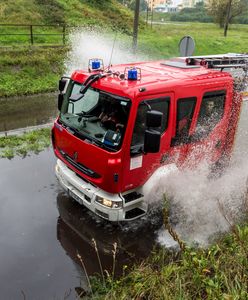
left=0, top=24, right=67, bottom=45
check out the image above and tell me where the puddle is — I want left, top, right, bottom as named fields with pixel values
left=0, top=93, right=58, bottom=132
left=57, top=194, right=159, bottom=286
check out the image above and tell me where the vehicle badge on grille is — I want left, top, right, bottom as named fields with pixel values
left=73, top=151, right=78, bottom=162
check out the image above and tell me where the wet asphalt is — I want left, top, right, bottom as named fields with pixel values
left=0, top=149, right=157, bottom=299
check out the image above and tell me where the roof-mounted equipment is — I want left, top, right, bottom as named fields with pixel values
left=185, top=54, right=248, bottom=70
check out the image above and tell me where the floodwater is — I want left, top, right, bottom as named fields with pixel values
left=0, top=93, right=57, bottom=133
left=0, top=149, right=159, bottom=299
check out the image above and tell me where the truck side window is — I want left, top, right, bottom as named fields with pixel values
left=175, top=97, right=196, bottom=143
left=196, top=90, right=226, bottom=139
left=131, top=98, right=170, bottom=148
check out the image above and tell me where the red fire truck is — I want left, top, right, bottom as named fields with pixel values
left=52, top=54, right=248, bottom=221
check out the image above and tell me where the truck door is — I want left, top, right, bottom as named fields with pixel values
left=122, top=95, right=173, bottom=192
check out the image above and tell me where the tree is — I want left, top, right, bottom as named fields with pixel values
left=133, top=0, right=140, bottom=52
left=207, top=0, right=248, bottom=36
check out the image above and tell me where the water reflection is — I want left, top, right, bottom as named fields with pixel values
left=56, top=192, right=162, bottom=280
left=0, top=93, right=58, bottom=132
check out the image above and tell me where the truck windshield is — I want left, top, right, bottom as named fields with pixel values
left=60, top=81, right=131, bottom=151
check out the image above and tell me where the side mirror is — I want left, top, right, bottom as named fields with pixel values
left=59, top=79, right=67, bottom=92
left=144, top=129, right=161, bottom=153
left=146, top=110, right=163, bottom=128
left=58, top=93, right=63, bottom=111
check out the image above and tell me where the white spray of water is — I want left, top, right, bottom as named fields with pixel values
left=64, top=28, right=150, bottom=75
left=64, top=29, right=248, bottom=246
left=156, top=106, right=248, bottom=247
left=157, top=160, right=248, bottom=247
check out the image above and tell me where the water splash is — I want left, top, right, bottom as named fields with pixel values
left=156, top=78, right=248, bottom=247
left=156, top=115, right=248, bottom=247
left=64, top=28, right=149, bottom=75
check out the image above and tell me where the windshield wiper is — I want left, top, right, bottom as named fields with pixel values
left=76, top=112, right=94, bottom=118
left=76, top=113, right=99, bottom=125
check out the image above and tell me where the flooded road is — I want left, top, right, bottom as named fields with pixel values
left=0, top=150, right=158, bottom=299
left=0, top=93, right=57, bottom=133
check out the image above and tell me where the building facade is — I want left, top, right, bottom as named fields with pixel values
left=148, top=0, right=205, bottom=10
left=148, top=0, right=173, bottom=9
left=182, top=0, right=205, bottom=8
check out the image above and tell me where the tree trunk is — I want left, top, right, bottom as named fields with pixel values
left=224, top=0, right=232, bottom=37
left=132, top=0, right=140, bottom=53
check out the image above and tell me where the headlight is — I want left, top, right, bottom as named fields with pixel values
left=95, top=196, right=122, bottom=208
left=55, top=164, right=60, bottom=173
left=103, top=198, right=112, bottom=207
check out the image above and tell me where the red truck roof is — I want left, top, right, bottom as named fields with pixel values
left=71, top=58, right=233, bottom=99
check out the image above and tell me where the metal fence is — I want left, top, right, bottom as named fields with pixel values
left=0, top=24, right=67, bottom=45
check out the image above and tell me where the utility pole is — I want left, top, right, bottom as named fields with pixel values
left=132, top=0, right=140, bottom=53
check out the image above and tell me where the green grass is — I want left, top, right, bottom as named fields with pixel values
left=0, top=0, right=136, bottom=97
left=90, top=224, right=248, bottom=299
left=138, top=22, right=248, bottom=58
left=0, top=47, right=67, bottom=97
left=0, top=0, right=135, bottom=44
left=0, top=128, right=51, bottom=159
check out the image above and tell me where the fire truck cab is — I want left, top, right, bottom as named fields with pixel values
left=52, top=54, right=247, bottom=221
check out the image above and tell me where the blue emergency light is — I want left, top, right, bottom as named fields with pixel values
left=88, top=58, right=104, bottom=72
left=128, top=68, right=138, bottom=80
left=124, top=67, right=141, bottom=81
left=92, top=60, right=101, bottom=70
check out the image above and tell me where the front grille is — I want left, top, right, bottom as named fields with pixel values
left=123, top=191, right=143, bottom=203
left=95, top=209, right=109, bottom=220
left=59, top=149, right=101, bottom=179
left=85, top=195, right=91, bottom=203
left=125, top=208, right=146, bottom=219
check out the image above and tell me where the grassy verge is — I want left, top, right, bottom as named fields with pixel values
left=1, top=23, right=248, bottom=97
left=89, top=224, right=248, bottom=299
left=0, top=46, right=67, bottom=97
left=0, top=128, right=51, bottom=159
left=138, top=23, right=248, bottom=58
left=0, top=0, right=135, bottom=36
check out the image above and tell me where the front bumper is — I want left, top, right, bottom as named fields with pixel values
left=55, top=159, right=147, bottom=221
